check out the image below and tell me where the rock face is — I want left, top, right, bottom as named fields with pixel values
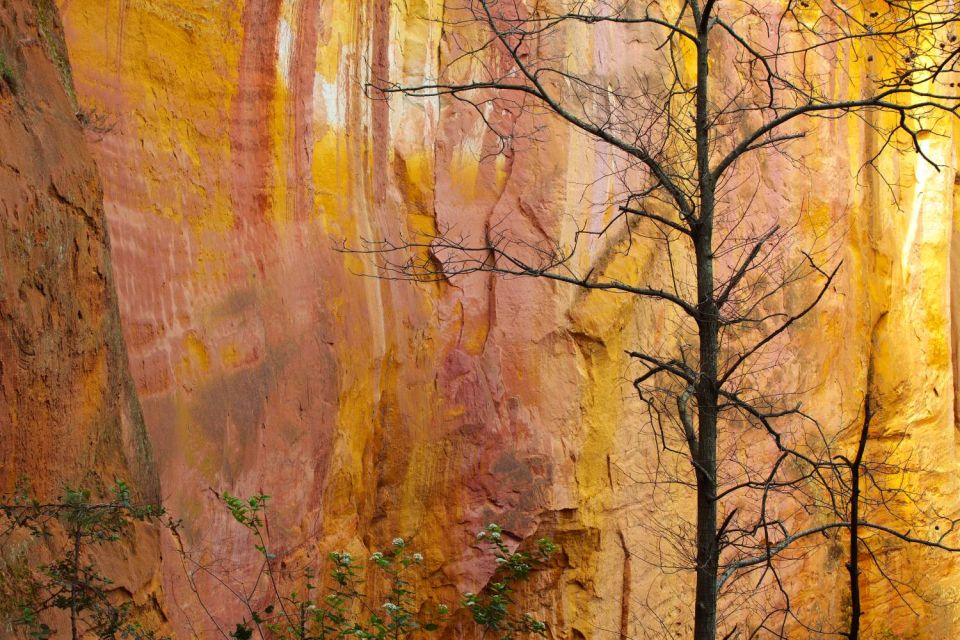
left=0, top=0, right=164, bottom=628
left=43, top=0, right=960, bottom=638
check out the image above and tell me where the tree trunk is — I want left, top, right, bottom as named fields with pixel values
left=848, top=460, right=861, bottom=640
left=71, top=526, right=81, bottom=640
left=693, top=14, right=720, bottom=640
left=847, top=390, right=872, bottom=640
left=692, top=234, right=720, bottom=640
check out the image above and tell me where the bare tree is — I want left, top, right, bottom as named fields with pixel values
left=713, top=355, right=960, bottom=639
left=353, top=0, right=960, bottom=638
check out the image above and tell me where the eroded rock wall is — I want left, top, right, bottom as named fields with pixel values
left=0, top=0, right=164, bottom=630
left=49, top=0, right=960, bottom=638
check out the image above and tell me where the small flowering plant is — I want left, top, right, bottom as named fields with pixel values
left=360, top=535, right=446, bottom=639
left=220, top=494, right=555, bottom=640
left=220, top=500, right=448, bottom=640
left=464, top=524, right=557, bottom=638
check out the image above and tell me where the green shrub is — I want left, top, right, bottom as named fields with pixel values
left=0, top=480, right=165, bottom=639
left=1, top=484, right=557, bottom=640
left=0, top=52, right=16, bottom=92
left=219, top=493, right=556, bottom=640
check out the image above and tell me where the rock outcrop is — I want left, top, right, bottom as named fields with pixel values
left=0, top=0, right=164, bottom=631
left=30, top=0, right=960, bottom=637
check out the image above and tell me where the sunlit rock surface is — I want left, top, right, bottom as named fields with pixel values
left=0, top=0, right=164, bottom=628
left=47, top=0, right=960, bottom=637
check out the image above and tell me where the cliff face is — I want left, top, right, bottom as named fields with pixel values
left=0, top=0, right=163, bottom=627
left=47, top=0, right=960, bottom=638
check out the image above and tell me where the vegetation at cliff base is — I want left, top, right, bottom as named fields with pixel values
left=0, top=481, right=163, bottom=640
left=1, top=485, right=556, bottom=640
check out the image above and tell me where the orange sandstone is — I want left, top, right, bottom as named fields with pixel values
left=31, top=0, right=960, bottom=637
left=0, top=0, right=165, bottom=630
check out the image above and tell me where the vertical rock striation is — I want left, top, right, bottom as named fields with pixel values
left=0, top=0, right=164, bottom=628
left=44, top=0, right=960, bottom=637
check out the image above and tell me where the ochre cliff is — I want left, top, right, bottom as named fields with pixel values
left=27, top=0, right=960, bottom=638
left=0, top=0, right=164, bottom=630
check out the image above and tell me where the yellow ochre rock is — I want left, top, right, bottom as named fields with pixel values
left=43, top=0, right=960, bottom=637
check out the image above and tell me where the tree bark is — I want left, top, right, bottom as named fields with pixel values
left=847, top=390, right=873, bottom=640
left=693, top=13, right=720, bottom=640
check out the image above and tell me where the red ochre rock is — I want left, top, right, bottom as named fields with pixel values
left=0, top=0, right=165, bottom=633
left=11, top=0, right=956, bottom=637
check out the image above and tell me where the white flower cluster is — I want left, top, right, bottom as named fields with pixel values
left=477, top=522, right=504, bottom=542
